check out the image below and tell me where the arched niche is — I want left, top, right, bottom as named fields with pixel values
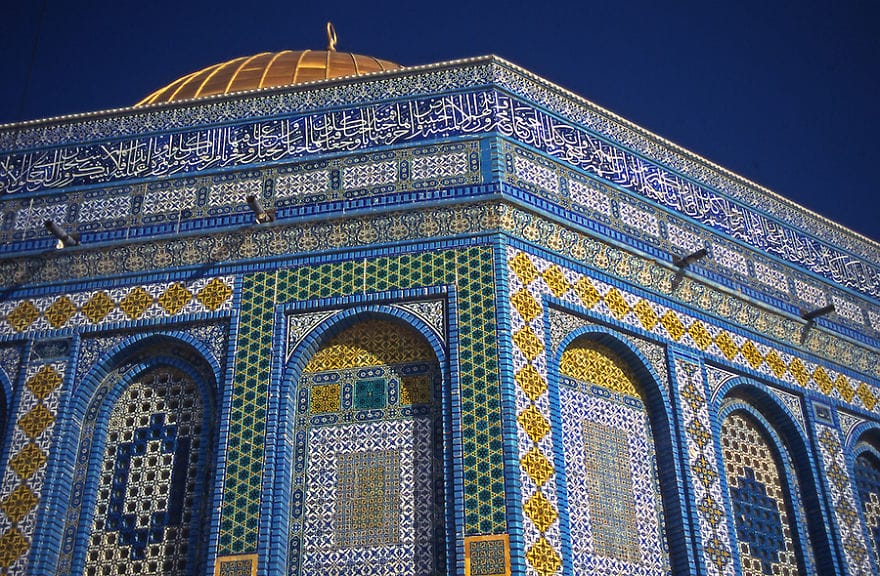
left=286, top=314, right=447, bottom=576
left=552, top=332, right=677, bottom=575
left=851, top=428, right=880, bottom=572
left=718, top=390, right=819, bottom=576
left=58, top=336, right=218, bottom=576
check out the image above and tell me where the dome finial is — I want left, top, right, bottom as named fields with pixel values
left=326, top=22, right=338, bottom=52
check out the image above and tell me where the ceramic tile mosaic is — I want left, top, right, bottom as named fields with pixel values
left=506, top=249, right=880, bottom=414
left=84, top=368, right=206, bottom=576
left=221, top=247, right=502, bottom=555
left=214, top=554, right=257, bottom=576
left=465, top=534, right=510, bottom=576
left=721, top=412, right=803, bottom=575
left=0, top=361, right=66, bottom=573
left=675, top=359, right=734, bottom=576
left=853, top=450, right=880, bottom=572
left=0, top=276, right=233, bottom=335
left=289, top=319, right=441, bottom=576
left=815, top=425, right=873, bottom=574
left=558, top=341, right=669, bottom=575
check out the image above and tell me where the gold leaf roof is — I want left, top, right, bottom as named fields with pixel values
left=136, top=49, right=401, bottom=106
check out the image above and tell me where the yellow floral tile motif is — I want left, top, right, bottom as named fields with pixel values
left=814, top=367, right=833, bottom=395
left=835, top=375, right=854, bottom=402
left=559, top=340, right=639, bottom=397
left=511, top=289, right=541, bottom=323
left=517, top=405, right=550, bottom=443
left=6, top=301, right=39, bottom=332
left=310, top=384, right=340, bottom=413
left=714, top=332, right=739, bottom=361
left=521, top=447, right=554, bottom=487
left=740, top=340, right=764, bottom=369
left=0, top=485, right=37, bottom=524
left=526, top=536, right=562, bottom=576
left=789, top=358, right=810, bottom=386
left=25, top=366, right=61, bottom=401
left=765, top=350, right=788, bottom=379
left=158, top=283, right=192, bottom=315
left=603, top=288, right=630, bottom=320
left=858, top=384, right=876, bottom=410
left=573, top=277, right=601, bottom=309
left=515, top=365, right=547, bottom=402
left=119, top=286, right=153, bottom=319
left=688, top=320, right=713, bottom=350
left=17, top=405, right=54, bottom=439
left=524, top=491, right=558, bottom=532
left=510, top=252, right=539, bottom=285
left=634, top=299, right=659, bottom=331
left=8, top=444, right=46, bottom=481
left=81, top=291, right=115, bottom=323
left=512, top=326, right=544, bottom=362
left=541, top=266, right=570, bottom=298
left=197, top=277, right=234, bottom=311
left=400, top=374, right=431, bottom=405
left=44, top=297, right=76, bottom=329
left=0, top=529, right=28, bottom=569
left=304, top=319, right=435, bottom=372
left=661, top=310, right=687, bottom=341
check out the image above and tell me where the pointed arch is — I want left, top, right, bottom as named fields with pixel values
left=44, top=334, right=220, bottom=576
left=717, top=383, right=832, bottom=576
left=550, top=326, right=686, bottom=575
left=850, top=426, right=880, bottom=572
left=275, top=306, right=451, bottom=576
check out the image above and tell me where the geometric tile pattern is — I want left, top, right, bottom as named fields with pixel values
left=816, top=426, right=873, bottom=575
left=465, top=534, right=511, bottom=576
left=222, top=247, right=502, bottom=554
left=291, top=320, right=440, bottom=576
left=721, top=412, right=802, bottom=576
left=506, top=249, right=879, bottom=414
left=558, top=348, right=670, bottom=575
left=214, top=554, right=258, bottom=576
left=0, top=362, right=65, bottom=573
left=0, top=276, right=233, bottom=334
left=676, top=359, right=734, bottom=576
left=854, top=451, right=880, bottom=573
left=84, top=368, right=206, bottom=576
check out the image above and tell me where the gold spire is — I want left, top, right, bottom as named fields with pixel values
left=326, top=22, right=338, bottom=52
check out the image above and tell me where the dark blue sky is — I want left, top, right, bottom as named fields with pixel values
left=2, top=0, right=878, bottom=241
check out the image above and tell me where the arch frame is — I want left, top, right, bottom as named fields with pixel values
left=259, top=293, right=461, bottom=576
left=545, top=316, right=692, bottom=576
left=847, top=422, right=880, bottom=574
left=715, top=382, right=830, bottom=576
left=32, top=331, right=224, bottom=576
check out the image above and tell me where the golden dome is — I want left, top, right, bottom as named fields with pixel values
left=136, top=49, right=401, bottom=106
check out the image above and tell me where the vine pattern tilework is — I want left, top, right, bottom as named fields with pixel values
left=290, top=320, right=440, bottom=575
left=504, top=142, right=875, bottom=338
left=676, top=359, right=734, bottom=576
left=505, top=249, right=880, bottom=415
left=0, top=361, right=66, bottom=573
left=83, top=368, right=206, bottom=576
left=0, top=276, right=233, bottom=335
left=2, top=142, right=481, bottom=250
left=815, top=424, right=873, bottom=574
left=221, top=247, right=502, bottom=554
left=1, top=201, right=877, bottom=383
left=0, top=54, right=875, bottom=279
left=4, top=58, right=876, bottom=298
left=721, top=413, right=803, bottom=576
left=558, top=341, right=670, bottom=575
